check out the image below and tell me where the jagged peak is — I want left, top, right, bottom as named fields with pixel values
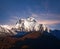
left=27, top=17, right=36, bottom=22
left=0, top=17, right=50, bottom=37
left=15, top=17, right=50, bottom=32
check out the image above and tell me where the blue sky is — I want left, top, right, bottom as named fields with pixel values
left=0, top=0, right=60, bottom=30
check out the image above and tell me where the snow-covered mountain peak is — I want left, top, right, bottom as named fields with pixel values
left=27, top=17, right=36, bottom=22
left=16, top=17, right=50, bottom=32
left=0, top=17, right=50, bottom=36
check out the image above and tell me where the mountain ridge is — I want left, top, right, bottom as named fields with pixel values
left=0, top=31, right=60, bottom=49
left=0, top=17, right=49, bottom=37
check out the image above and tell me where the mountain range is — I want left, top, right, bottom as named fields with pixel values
left=0, top=17, right=60, bottom=49
left=0, top=17, right=49, bottom=37
left=0, top=30, right=60, bottom=49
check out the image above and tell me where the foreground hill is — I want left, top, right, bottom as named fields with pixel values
left=0, top=31, right=60, bottom=49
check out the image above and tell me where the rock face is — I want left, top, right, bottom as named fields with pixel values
left=0, top=17, right=50, bottom=36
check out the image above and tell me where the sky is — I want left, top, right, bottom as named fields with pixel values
left=0, top=0, right=60, bottom=30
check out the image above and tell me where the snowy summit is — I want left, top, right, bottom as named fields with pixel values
left=15, top=17, right=50, bottom=32
left=0, top=17, right=50, bottom=36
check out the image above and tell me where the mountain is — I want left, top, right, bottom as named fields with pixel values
left=15, top=17, right=49, bottom=32
left=0, top=17, right=49, bottom=37
left=50, top=30, right=60, bottom=39
left=0, top=17, right=60, bottom=49
left=0, top=25, right=17, bottom=36
left=0, top=31, right=60, bottom=49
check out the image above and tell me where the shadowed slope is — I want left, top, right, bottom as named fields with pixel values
left=0, top=31, right=60, bottom=49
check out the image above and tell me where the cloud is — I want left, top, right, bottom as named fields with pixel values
left=6, top=11, right=60, bottom=25
left=29, top=12, right=60, bottom=30
left=38, top=20, right=60, bottom=25
left=29, top=11, right=60, bottom=20
left=29, top=12, right=60, bottom=25
left=6, top=16, right=19, bottom=25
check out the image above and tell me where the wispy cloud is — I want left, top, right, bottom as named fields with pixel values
left=30, top=12, right=60, bottom=25
left=6, top=16, right=19, bottom=25
left=38, top=20, right=60, bottom=25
